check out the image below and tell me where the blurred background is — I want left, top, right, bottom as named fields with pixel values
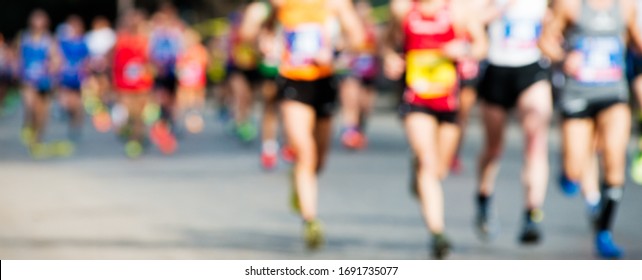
left=0, top=0, right=641, bottom=260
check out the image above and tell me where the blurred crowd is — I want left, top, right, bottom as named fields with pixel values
left=0, top=0, right=641, bottom=259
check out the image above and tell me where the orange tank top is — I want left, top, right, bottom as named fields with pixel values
left=278, top=0, right=333, bottom=81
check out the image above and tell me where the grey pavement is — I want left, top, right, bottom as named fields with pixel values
left=0, top=99, right=641, bottom=259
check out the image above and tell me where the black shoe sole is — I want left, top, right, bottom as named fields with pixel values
left=519, top=230, right=542, bottom=245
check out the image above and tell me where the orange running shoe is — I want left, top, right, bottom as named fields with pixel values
left=341, top=128, right=367, bottom=150
left=93, top=110, right=112, bottom=133
left=150, top=122, right=178, bottom=155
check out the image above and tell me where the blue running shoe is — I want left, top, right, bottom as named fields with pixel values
left=559, top=173, right=580, bottom=197
left=595, top=230, right=623, bottom=259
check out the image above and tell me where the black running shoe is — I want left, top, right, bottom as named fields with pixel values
left=519, top=222, right=542, bottom=244
left=431, top=234, right=451, bottom=260
left=475, top=198, right=499, bottom=241
left=519, top=209, right=543, bottom=245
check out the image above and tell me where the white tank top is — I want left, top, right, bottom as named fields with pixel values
left=487, top=0, right=547, bottom=67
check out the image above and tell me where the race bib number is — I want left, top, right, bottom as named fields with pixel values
left=285, top=24, right=323, bottom=67
left=25, top=61, right=46, bottom=80
left=503, top=19, right=541, bottom=49
left=575, top=36, right=624, bottom=84
left=178, top=62, right=203, bottom=87
left=124, top=61, right=144, bottom=83
left=406, top=50, right=457, bottom=99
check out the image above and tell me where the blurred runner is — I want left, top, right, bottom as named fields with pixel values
left=206, top=32, right=233, bottom=124
left=450, top=0, right=488, bottom=174
left=242, top=0, right=365, bottom=250
left=176, top=29, right=209, bottom=135
left=383, top=0, right=487, bottom=259
left=540, top=0, right=642, bottom=258
left=338, top=0, right=379, bottom=151
left=57, top=15, right=89, bottom=142
left=85, top=16, right=117, bottom=133
left=474, top=0, right=552, bottom=244
left=229, top=6, right=262, bottom=144
left=241, top=0, right=286, bottom=170
left=149, top=3, right=183, bottom=139
left=19, top=9, right=63, bottom=156
left=112, top=10, right=162, bottom=158
left=0, top=33, right=16, bottom=115
left=628, top=0, right=642, bottom=184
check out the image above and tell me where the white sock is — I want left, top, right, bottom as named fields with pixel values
left=262, top=140, right=279, bottom=154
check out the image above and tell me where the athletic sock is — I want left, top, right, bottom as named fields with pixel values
left=477, top=193, right=491, bottom=215
left=598, top=186, right=623, bottom=232
left=524, top=208, right=544, bottom=224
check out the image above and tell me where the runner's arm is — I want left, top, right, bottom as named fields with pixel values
left=333, top=0, right=366, bottom=50
left=381, top=0, right=410, bottom=80
left=464, top=7, right=488, bottom=60
left=624, top=0, right=642, bottom=53
left=48, top=42, right=62, bottom=75
left=538, top=0, right=570, bottom=63
left=238, top=2, right=270, bottom=43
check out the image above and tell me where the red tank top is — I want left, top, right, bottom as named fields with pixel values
left=113, top=32, right=153, bottom=93
left=403, top=3, right=459, bottom=112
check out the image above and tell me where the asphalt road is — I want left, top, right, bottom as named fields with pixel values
left=1, top=99, right=641, bottom=259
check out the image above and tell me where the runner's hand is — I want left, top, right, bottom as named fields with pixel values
left=564, top=51, right=583, bottom=77
left=384, top=52, right=405, bottom=81
left=443, top=40, right=470, bottom=61
left=315, top=48, right=334, bottom=66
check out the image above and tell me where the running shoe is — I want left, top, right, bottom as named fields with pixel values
left=431, top=233, right=451, bottom=260
left=29, top=142, right=49, bottom=160
left=475, top=197, right=500, bottom=241
left=595, top=230, right=623, bottom=259
left=341, top=127, right=367, bottom=150
left=519, top=209, right=544, bottom=245
left=124, top=140, right=144, bottom=159
left=49, top=140, right=75, bottom=157
left=21, top=126, right=36, bottom=146
left=261, top=151, right=278, bottom=171
left=29, top=141, right=75, bottom=159
left=235, top=122, right=258, bottom=144
left=281, top=145, right=296, bottom=163
left=304, top=220, right=324, bottom=250
left=261, top=140, right=279, bottom=171
left=559, top=173, right=580, bottom=197
left=150, top=122, right=178, bottom=155
left=630, top=149, right=642, bottom=185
